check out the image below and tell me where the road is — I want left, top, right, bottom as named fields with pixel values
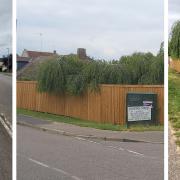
left=17, top=125, right=164, bottom=180
left=0, top=74, right=12, bottom=124
left=0, top=73, right=12, bottom=179
left=0, top=123, right=12, bottom=179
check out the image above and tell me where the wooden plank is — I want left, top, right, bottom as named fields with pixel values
left=87, top=90, right=101, bottom=122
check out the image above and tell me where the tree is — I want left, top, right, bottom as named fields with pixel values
left=169, top=21, right=180, bottom=59
left=37, top=44, right=164, bottom=96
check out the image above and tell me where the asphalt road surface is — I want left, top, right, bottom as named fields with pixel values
left=0, top=74, right=12, bottom=124
left=0, top=123, right=12, bottom=180
left=0, top=73, right=12, bottom=179
left=17, top=125, right=164, bottom=180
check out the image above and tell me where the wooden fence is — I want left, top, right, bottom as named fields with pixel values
left=170, top=59, right=180, bottom=72
left=17, top=81, right=164, bottom=125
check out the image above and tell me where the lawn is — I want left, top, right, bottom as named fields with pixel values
left=169, top=69, right=180, bottom=145
left=17, top=108, right=163, bottom=132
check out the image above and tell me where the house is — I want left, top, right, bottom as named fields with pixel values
left=17, top=49, right=57, bottom=70
left=17, top=48, right=91, bottom=71
left=17, top=56, right=32, bottom=70
left=21, top=49, right=57, bottom=58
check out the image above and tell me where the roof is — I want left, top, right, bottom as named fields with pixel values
left=22, top=50, right=56, bottom=58
left=17, top=55, right=58, bottom=80
left=17, top=56, right=32, bottom=62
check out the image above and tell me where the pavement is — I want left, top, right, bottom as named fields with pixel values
left=0, top=122, right=12, bottom=180
left=17, top=125, right=164, bottom=180
left=169, top=125, right=180, bottom=180
left=17, top=114, right=164, bottom=144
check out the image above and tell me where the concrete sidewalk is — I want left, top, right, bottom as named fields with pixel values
left=169, top=125, right=180, bottom=180
left=17, top=114, right=164, bottom=144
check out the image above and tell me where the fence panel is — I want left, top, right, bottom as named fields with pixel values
left=17, top=81, right=164, bottom=125
left=170, top=60, right=180, bottom=72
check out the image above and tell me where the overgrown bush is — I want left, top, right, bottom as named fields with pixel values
left=37, top=44, right=164, bottom=96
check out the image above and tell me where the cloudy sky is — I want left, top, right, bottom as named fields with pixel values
left=17, top=0, right=163, bottom=60
left=169, top=0, right=180, bottom=32
left=0, top=0, right=12, bottom=57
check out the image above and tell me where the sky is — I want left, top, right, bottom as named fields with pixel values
left=169, top=0, right=180, bottom=32
left=17, top=0, right=164, bottom=60
left=0, top=0, right=12, bottom=57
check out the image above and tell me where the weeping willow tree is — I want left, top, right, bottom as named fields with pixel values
left=149, top=43, right=164, bottom=84
left=37, top=44, right=164, bottom=96
left=169, top=21, right=180, bottom=59
left=38, top=55, right=91, bottom=95
left=119, top=52, right=154, bottom=84
left=38, top=58, right=66, bottom=94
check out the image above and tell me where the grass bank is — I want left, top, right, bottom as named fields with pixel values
left=169, top=69, right=180, bottom=145
left=17, top=108, right=163, bottom=132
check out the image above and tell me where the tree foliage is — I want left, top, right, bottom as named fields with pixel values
left=169, top=21, right=180, bottom=59
left=37, top=45, right=164, bottom=96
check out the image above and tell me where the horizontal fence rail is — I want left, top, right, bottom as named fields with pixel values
left=17, top=81, right=164, bottom=125
left=170, top=60, right=180, bottom=72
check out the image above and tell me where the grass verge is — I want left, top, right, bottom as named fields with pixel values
left=0, top=72, right=12, bottom=76
left=17, top=108, right=163, bottom=132
left=169, top=69, right=180, bottom=145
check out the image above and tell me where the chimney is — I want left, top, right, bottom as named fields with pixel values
left=53, top=50, right=56, bottom=54
left=77, top=48, right=86, bottom=59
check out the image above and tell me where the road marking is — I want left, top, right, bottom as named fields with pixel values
left=26, top=156, right=82, bottom=180
left=87, top=140, right=101, bottom=144
left=74, top=137, right=148, bottom=157
left=73, top=136, right=163, bottom=161
left=75, top=137, right=101, bottom=145
left=0, top=114, right=12, bottom=138
left=106, top=145, right=124, bottom=151
left=52, top=167, right=69, bottom=176
left=118, top=147, right=124, bottom=151
left=127, top=150, right=144, bottom=156
left=71, top=176, right=82, bottom=180
left=75, top=137, right=86, bottom=141
left=29, top=158, right=49, bottom=168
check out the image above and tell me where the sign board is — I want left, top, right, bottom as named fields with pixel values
left=128, top=106, right=151, bottom=122
left=126, top=92, right=157, bottom=126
